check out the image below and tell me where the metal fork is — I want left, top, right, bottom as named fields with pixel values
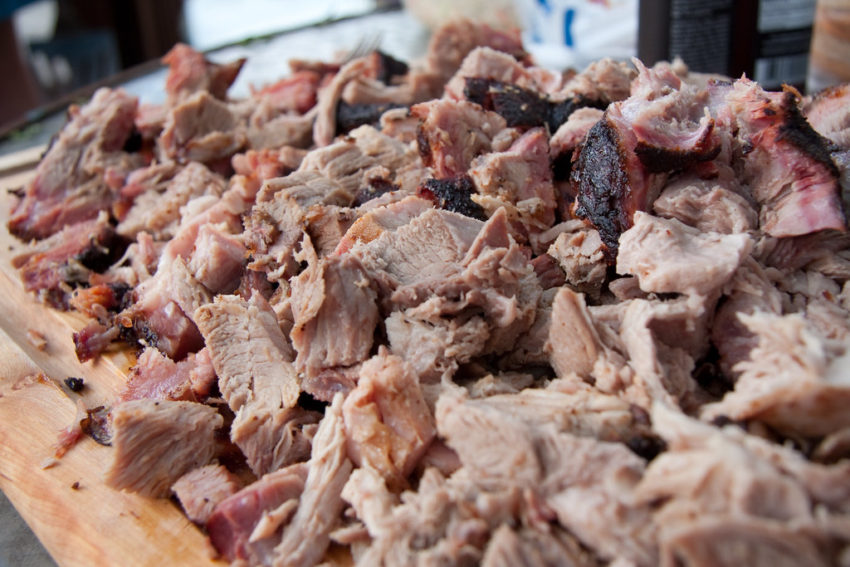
left=340, top=33, right=382, bottom=64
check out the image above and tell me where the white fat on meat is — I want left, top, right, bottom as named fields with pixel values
left=617, top=211, right=752, bottom=296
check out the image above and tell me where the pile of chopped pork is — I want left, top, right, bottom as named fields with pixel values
left=7, top=19, right=850, bottom=567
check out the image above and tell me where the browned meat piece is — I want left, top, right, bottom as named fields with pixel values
left=158, top=91, right=246, bottom=163
left=8, top=88, right=140, bottom=241
left=105, top=398, right=223, bottom=497
left=231, top=405, right=321, bottom=477
left=313, top=58, right=371, bottom=147
left=379, top=107, right=420, bottom=143
left=187, top=224, right=246, bottom=295
left=435, top=390, right=657, bottom=565
left=424, top=19, right=528, bottom=82
left=353, top=207, right=483, bottom=289
left=12, top=216, right=125, bottom=308
left=335, top=194, right=432, bottom=254
left=711, top=258, right=785, bottom=378
left=386, top=208, right=542, bottom=358
left=640, top=404, right=850, bottom=567
left=571, top=62, right=720, bottom=259
left=303, top=204, right=356, bottom=257
left=446, top=46, right=564, bottom=100
left=244, top=104, right=316, bottom=150
left=162, top=43, right=244, bottom=102
left=117, top=162, right=227, bottom=239
left=342, top=349, right=435, bottom=487
left=244, top=170, right=353, bottom=281
left=657, top=516, right=833, bottom=567
left=725, top=79, right=846, bottom=236
left=546, top=287, right=608, bottom=381
left=412, top=99, right=507, bottom=178
left=804, top=83, right=850, bottom=149
left=556, top=57, right=636, bottom=105
left=232, top=146, right=307, bottom=189
left=119, top=347, right=216, bottom=403
left=125, top=258, right=210, bottom=360
left=271, top=394, right=353, bottom=567
left=250, top=70, right=321, bottom=115
left=469, top=127, right=557, bottom=231
left=545, top=221, right=607, bottom=295
left=289, top=251, right=379, bottom=379
left=207, top=463, right=309, bottom=565
left=195, top=292, right=319, bottom=475
left=343, top=466, right=517, bottom=565
left=482, top=524, right=598, bottom=567
left=172, top=464, right=243, bottom=525
left=73, top=320, right=121, bottom=362
left=115, top=161, right=181, bottom=205
left=195, top=292, right=298, bottom=413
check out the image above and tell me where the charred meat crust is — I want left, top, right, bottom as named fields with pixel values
left=776, top=90, right=840, bottom=179
left=464, top=77, right=606, bottom=132
left=571, top=118, right=632, bottom=259
left=633, top=136, right=722, bottom=173
left=417, top=175, right=488, bottom=220
left=335, top=101, right=406, bottom=135
left=372, top=50, right=409, bottom=85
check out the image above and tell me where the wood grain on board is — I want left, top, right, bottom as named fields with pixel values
left=0, top=152, right=224, bottom=566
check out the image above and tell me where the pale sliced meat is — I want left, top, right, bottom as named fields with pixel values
left=272, top=394, right=353, bottom=567
left=702, top=312, right=850, bottom=437
left=342, top=348, right=435, bottom=486
left=469, top=127, right=557, bottom=231
left=195, top=292, right=298, bottom=412
left=105, top=399, right=222, bottom=498
left=617, top=211, right=752, bottom=296
left=289, top=252, right=379, bottom=379
left=172, top=464, right=242, bottom=524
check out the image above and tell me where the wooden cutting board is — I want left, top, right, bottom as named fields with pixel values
left=0, top=148, right=225, bottom=566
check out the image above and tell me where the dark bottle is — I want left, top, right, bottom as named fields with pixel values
left=638, top=0, right=815, bottom=91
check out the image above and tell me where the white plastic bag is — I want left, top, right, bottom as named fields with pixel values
left=516, top=0, right=638, bottom=70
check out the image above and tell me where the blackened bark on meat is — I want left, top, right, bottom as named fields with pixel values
left=417, top=175, right=487, bottom=220
left=372, top=50, right=409, bottom=84
left=335, top=101, right=405, bottom=136
left=416, top=123, right=433, bottom=166
left=777, top=93, right=840, bottom=179
left=464, top=77, right=607, bottom=132
left=81, top=405, right=112, bottom=446
left=464, top=78, right=549, bottom=128
left=634, top=138, right=721, bottom=173
left=625, top=433, right=667, bottom=462
left=14, top=220, right=127, bottom=309
left=572, top=119, right=632, bottom=259
left=75, top=232, right=130, bottom=274
left=353, top=177, right=399, bottom=206
left=547, top=95, right=608, bottom=133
